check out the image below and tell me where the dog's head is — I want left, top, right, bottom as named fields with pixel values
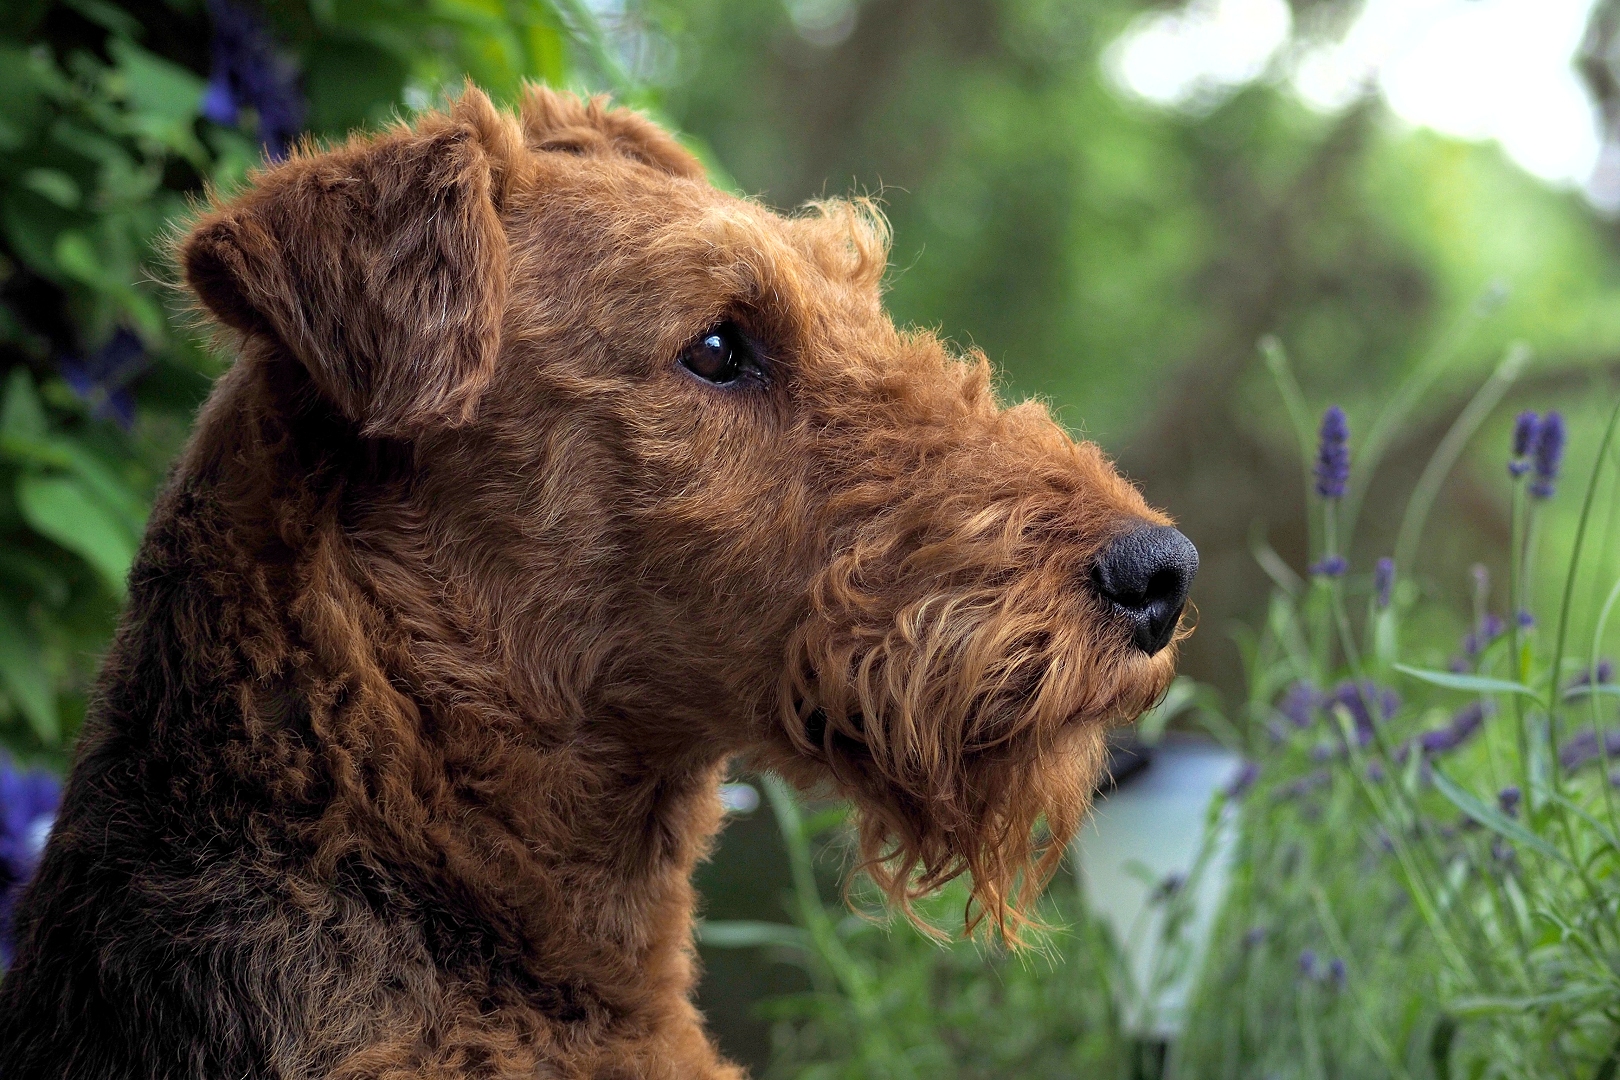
left=180, top=88, right=1194, bottom=937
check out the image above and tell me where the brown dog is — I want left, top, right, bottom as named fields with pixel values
left=0, top=88, right=1194, bottom=1079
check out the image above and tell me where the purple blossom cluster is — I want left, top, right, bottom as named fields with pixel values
left=1298, top=949, right=1347, bottom=988
left=0, top=757, right=61, bottom=967
left=1272, top=680, right=1399, bottom=750
left=1328, top=680, right=1400, bottom=747
left=1374, top=557, right=1395, bottom=608
left=1314, top=406, right=1350, bottom=500
left=1508, top=411, right=1566, bottom=499
left=201, top=0, right=305, bottom=159
left=59, top=328, right=147, bottom=431
left=1395, top=701, right=1491, bottom=763
left=1559, top=727, right=1620, bottom=773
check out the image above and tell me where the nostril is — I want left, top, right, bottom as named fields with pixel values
left=1091, top=525, right=1199, bottom=656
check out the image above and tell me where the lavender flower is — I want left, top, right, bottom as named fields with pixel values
left=1326, top=957, right=1347, bottom=988
left=1462, top=614, right=1505, bottom=657
left=1529, top=411, right=1565, bottom=500
left=1516, top=610, right=1536, bottom=630
left=1374, top=557, right=1395, bottom=608
left=1566, top=660, right=1615, bottom=691
left=0, top=757, right=61, bottom=967
left=1277, top=770, right=1332, bottom=800
left=1278, top=681, right=1320, bottom=728
left=1298, top=949, right=1318, bottom=978
left=1310, top=554, right=1348, bottom=578
left=1314, top=406, right=1350, bottom=499
left=1327, top=680, right=1399, bottom=747
left=1223, top=760, right=1260, bottom=799
left=1409, top=701, right=1490, bottom=758
left=1509, top=410, right=1539, bottom=477
left=203, top=0, right=305, bottom=160
left=1393, top=702, right=1490, bottom=761
left=59, top=328, right=146, bottom=431
left=1498, top=786, right=1520, bottom=817
left=1559, top=728, right=1620, bottom=773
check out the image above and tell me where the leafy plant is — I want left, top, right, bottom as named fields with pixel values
left=1175, top=342, right=1620, bottom=1080
left=0, top=0, right=592, bottom=763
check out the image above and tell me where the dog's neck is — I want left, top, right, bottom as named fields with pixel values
left=168, top=359, right=735, bottom=1027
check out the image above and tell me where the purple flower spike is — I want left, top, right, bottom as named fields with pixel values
left=1509, top=410, right=1539, bottom=477
left=59, top=328, right=147, bottom=431
left=1516, top=610, right=1536, bottom=630
left=1311, top=554, right=1348, bottom=578
left=1298, top=949, right=1318, bottom=978
left=204, top=0, right=306, bottom=160
left=1374, top=557, right=1395, bottom=608
left=1498, top=786, right=1520, bottom=817
left=1315, top=406, right=1350, bottom=499
left=1328, top=680, right=1399, bottom=747
left=1327, top=957, right=1347, bottom=988
left=1278, top=681, right=1320, bottom=728
left=1529, top=411, right=1565, bottom=499
left=1413, top=701, right=1490, bottom=757
left=1224, top=760, right=1260, bottom=799
left=0, top=756, right=61, bottom=968
left=1568, top=661, right=1615, bottom=691
left=1559, top=728, right=1620, bottom=773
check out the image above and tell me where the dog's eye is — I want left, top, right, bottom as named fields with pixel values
left=680, top=322, right=757, bottom=385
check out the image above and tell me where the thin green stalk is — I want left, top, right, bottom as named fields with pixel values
left=1262, top=335, right=1325, bottom=559
left=1588, top=572, right=1620, bottom=838
left=1308, top=886, right=1413, bottom=1080
left=1342, top=286, right=1501, bottom=542
left=1508, top=482, right=1535, bottom=804
left=1326, top=586, right=1469, bottom=958
left=1393, top=344, right=1529, bottom=574
left=763, top=776, right=913, bottom=1078
left=1549, top=394, right=1620, bottom=786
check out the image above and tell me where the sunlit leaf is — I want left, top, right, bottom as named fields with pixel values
left=697, top=919, right=811, bottom=951
left=1392, top=664, right=1544, bottom=702
left=1430, top=767, right=1570, bottom=868
left=0, top=597, right=58, bottom=744
left=16, top=473, right=137, bottom=599
left=1, top=368, right=48, bottom=442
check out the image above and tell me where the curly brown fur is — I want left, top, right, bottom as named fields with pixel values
left=0, top=87, right=1186, bottom=1079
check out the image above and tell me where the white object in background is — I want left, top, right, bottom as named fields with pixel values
left=1073, top=738, right=1244, bottom=1040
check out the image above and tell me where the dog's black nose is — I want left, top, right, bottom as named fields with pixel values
left=1091, top=525, right=1198, bottom=656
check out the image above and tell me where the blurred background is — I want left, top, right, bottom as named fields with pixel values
left=3, top=0, right=1620, bottom=1076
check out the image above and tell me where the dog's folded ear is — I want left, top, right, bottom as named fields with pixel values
left=182, top=93, right=513, bottom=438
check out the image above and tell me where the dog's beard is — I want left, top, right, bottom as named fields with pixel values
left=776, top=568, right=1174, bottom=942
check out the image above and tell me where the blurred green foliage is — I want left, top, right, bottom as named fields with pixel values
left=0, top=0, right=579, bottom=762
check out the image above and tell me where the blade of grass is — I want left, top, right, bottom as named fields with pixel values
left=1549, top=392, right=1620, bottom=783
left=1393, top=344, right=1529, bottom=574
left=1342, top=284, right=1503, bottom=543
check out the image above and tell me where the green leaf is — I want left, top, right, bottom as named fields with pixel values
left=1393, top=664, right=1544, bottom=702
left=107, top=39, right=203, bottom=123
left=0, top=598, right=58, bottom=744
left=697, top=920, right=811, bottom=951
left=16, top=473, right=137, bottom=598
left=2, top=368, right=48, bottom=442
left=52, top=230, right=105, bottom=288
left=1447, top=985, right=1609, bottom=1017
left=1563, top=682, right=1620, bottom=701
left=21, top=168, right=81, bottom=209
left=1430, top=766, right=1571, bottom=868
